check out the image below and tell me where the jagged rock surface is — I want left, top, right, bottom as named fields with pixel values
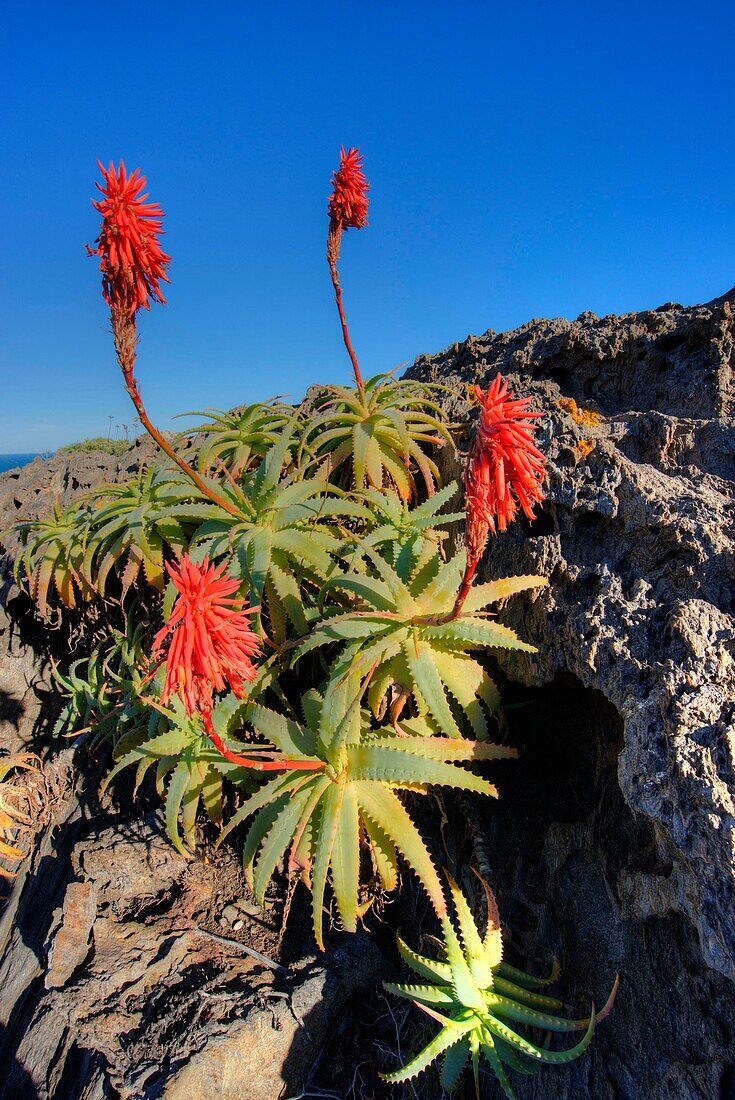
left=0, top=791, right=389, bottom=1100
left=407, top=288, right=735, bottom=1096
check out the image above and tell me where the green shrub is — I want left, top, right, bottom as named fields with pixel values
left=61, top=436, right=131, bottom=456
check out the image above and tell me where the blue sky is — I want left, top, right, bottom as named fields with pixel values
left=2, top=2, right=734, bottom=451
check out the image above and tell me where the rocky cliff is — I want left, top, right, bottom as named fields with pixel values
left=407, top=289, right=735, bottom=1097
left=0, top=290, right=733, bottom=1099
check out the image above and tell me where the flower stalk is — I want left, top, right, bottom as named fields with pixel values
left=327, top=249, right=365, bottom=394
left=326, top=147, right=369, bottom=394
left=201, top=710, right=324, bottom=772
left=89, top=160, right=242, bottom=519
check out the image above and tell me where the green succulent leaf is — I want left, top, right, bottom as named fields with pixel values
left=181, top=400, right=294, bottom=478
left=384, top=877, right=615, bottom=1098
left=299, top=541, right=542, bottom=738
left=82, top=467, right=205, bottom=597
left=301, top=375, right=453, bottom=500
left=382, top=1024, right=472, bottom=1085
left=225, top=682, right=515, bottom=946
left=14, top=501, right=95, bottom=617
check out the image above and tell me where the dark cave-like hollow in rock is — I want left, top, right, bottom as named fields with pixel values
left=298, top=674, right=733, bottom=1099
left=460, top=671, right=735, bottom=1100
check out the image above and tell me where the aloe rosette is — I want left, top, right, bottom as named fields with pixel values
left=183, top=399, right=293, bottom=479
left=101, top=692, right=262, bottom=856
left=14, top=502, right=94, bottom=617
left=297, top=542, right=546, bottom=740
left=217, top=673, right=515, bottom=947
left=188, top=418, right=370, bottom=639
left=340, top=480, right=464, bottom=572
left=383, top=875, right=618, bottom=1098
left=301, top=374, right=453, bottom=500
left=83, top=466, right=212, bottom=594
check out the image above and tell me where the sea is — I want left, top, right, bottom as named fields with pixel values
left=0, top=453, right=47, bottom=475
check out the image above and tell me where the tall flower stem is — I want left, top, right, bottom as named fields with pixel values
left=89, top=160, right=242, bottom=520
left=450, top=559, right=478, bottom=620
left=326, top=148, right=369, bottom=395
left=328, top=247, right=364, bottom=394
left=112, top=309, right=243, bottom=519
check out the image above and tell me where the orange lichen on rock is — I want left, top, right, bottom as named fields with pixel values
left=556, top=397, right=604, bottom=429
left=576, top=437, right=596, bottom=459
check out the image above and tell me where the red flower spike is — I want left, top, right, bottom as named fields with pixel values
left=152, top=555, right=323, bottom=774
left=88, top=160, right=171, bottom=315
left=89, top=161, right=247, bottom=523
left=328, top=146, right=369, bottom=230
left=152, top=555, right=260, bottom=718
left=452, top=375, right=546, bottom=618
left=464, top=374, right=546, bottom=543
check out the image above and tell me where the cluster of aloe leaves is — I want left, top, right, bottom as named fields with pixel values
left=14, top=373, right=613, bottom=1096
left=383, top=874, right=618, bottom=1098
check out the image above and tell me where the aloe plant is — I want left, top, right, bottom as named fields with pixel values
left=53, top=650, right=114, bottom=740
left=83, top=466, right=213, bottom=594
left=218, top=673, right=515, bottom=947
left=183, top=399, right=293, bottom=478
left=301, top=374, right=453, bottom=500
left=298, top=545, right=546, bottom=739
left=190, top=419, right=370, bottom=639
left=14, top=502, right=94, bottom=617
left=101, top=692, right=259, bottom=855
left=35, top=146, right=617, bottom=1095
left=383, top=875, right=618, bottom=1098
left=53, top=613, right=152, bottom=745
left=341, top=481, right=463, bottom=572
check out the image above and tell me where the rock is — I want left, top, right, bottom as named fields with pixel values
left=0, top=804, right=390, bottom=1099
left=0, top=603, right=47, bottom=752
left=44, top=880, right=97, bottom=989
left=407, top=286, right=735, bottom=1096
left=162, top=938, right=386, bottom=1100
left=231, top=897, right=263, bottom=918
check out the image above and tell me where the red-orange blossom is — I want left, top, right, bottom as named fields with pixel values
left=465, top=374, right=546, bottom=542
left=453, top=373, right=547, bottom=617
left=326, top=147, right=370, bottom=392
left=89, top=160, right=244, bottom=521
left=88, top=160, right=170, bottom=315
left=152, top=556, right=322, bottom=773
left=328, top=146, right=369, bottom=233
left=153, top=555, right=260, bottom=719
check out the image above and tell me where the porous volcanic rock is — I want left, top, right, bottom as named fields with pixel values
left=407, top=287, right=735, bottom=1097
